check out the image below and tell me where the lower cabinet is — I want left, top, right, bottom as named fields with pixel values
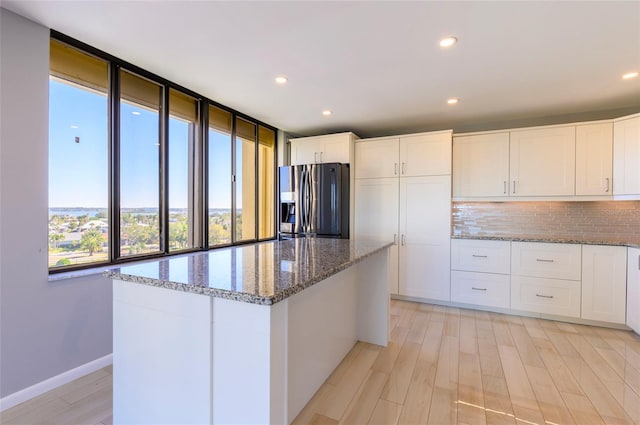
left=511, top=275, right=581, bottom=318
left=581, top=245, right=627, bottom=324
left=451, top=239, right=632, bottom=327
left=628, top=247, right=640, bottom=333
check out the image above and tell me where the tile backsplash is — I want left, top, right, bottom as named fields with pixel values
left=452, top=201, right=640, bottom=244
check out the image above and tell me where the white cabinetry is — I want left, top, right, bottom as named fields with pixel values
left=511, top=242, right=581, bottom=318
left=613, top=114, right=640, bottom=197
left=355, top=132, right=451, bottom=179
left=354, top=137, right=398, bottom=178
left=509, top=126, right=576, bottom=196
left=399, top=175, right=451, bottom=300
left=353, top=178, right=399, bottom=294
left=452, top=132, right=510, bottom=198
left=627, top=247, right=640, bottom=333
left=581, top=245, right=627, bottom=324
left=290, top=132, right=357, bottom=165
left=354, top=130, right=452, bottom=299
left=451, top=239, right=511, bottom=308
left=575, top=123, right=613, bottom=196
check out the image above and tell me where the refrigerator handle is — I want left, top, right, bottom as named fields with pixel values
left=299, top=168, right=306, bottom=232
left=306, top=167, right=312, bottom=232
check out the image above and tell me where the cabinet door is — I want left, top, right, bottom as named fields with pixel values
left=511, top=275, right=581, bottom=318
left=320, top=134, right=350, bottom=164
left=613, top=116, right=640, bottom=196
left=511, top=242, right=581, bottom=281
left=451, top=271, right=510, bottom=309
left=628, top=247, right=640, bottom=333
left=510, top=126, right=576, bottom=196
left=452, top=132, right=510, bottom=197
left=581, top=245, right=627, bottom=324
left=354, top=178, right=399, bottom=294
left=290, top=140, right=319, bottom=165
left=399, top=132, right=452, bottom=177
left=399, top=175, right=451, bottom=300
left=354, top=138, right=399, bottom=179
left=576, top=123, right=613, bottom=195
left=451, top=239, right=511, bottom=274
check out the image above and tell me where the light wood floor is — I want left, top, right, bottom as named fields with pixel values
left=3, top=299, right=640, bottom=425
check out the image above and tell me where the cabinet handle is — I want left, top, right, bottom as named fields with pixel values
left=504, top=181, right=507, bottom=194
left=320, top=151, right=323, bottom=163
left=605, top=177, right=610, bottom=193
left=472, top=287, right=487, bottom=291
left=313, top=152, right=318, bottom=163
left=536, top=293, right=554, bottom=299
left=401, top=234, right=406, bottom=246
left=402, top=162, right=406, bottom=175
left=394, top=163, right=398, bottom=175
left=513, top=180, right=516, bottom=194
left=393, top=234, right=397, bottom=245
left=536, top=258, right=555, bottom=263
left=472, top=254, right=488, bottom=258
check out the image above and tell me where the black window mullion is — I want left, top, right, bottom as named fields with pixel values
left=202, top=102, right=210, bottom=249
left=160, top=86, right=169, bottom=253
left=110, top=64, right=121, bottom=262
left=254, top=124, right=259, bottom=241
left=230, top=118, right=237, bottom=244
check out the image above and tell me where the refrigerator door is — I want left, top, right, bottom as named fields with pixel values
left=312, top=163, right=349, bottom=237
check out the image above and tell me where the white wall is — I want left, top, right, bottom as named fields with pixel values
left=0, top=8, right=112, bottom=399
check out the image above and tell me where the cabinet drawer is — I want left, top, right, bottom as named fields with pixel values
left=451, top=239, right=510, bottom=274
left=511, top=242, right=581, bottom=280
left=451, top=271, right=510, bottom=309
left=511, top=276, right=581, bottom=318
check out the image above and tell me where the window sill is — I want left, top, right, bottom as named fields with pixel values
left=48, top=265, right=115, bottom=282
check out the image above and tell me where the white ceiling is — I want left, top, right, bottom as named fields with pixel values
left=3, top=1, right=640, bottom=138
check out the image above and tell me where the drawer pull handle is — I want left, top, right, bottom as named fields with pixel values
left=536, top=258, right=555, bottom=263
left=472, top=255, right=488, bottom=258
left=472, top=287, right=487, bottom=291
left=536, top=293, right=554, bottom=299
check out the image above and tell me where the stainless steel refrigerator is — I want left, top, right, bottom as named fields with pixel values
left=279, top=163, right=350, bottom=239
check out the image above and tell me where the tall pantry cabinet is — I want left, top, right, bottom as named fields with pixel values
left=353, top=131, right=452, bottom=300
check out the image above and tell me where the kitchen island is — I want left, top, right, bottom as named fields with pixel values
left=106, top=238, right=391, bottom=425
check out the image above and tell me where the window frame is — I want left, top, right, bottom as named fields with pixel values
left=49, top=31, right=278, bottom=274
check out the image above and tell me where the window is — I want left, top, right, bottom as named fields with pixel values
left=168, top=89, right=199, bottom=252
left=207, top=105, right=233, bottom=247
left=48, top=39, right=109, bottom=268
left=119, top=70, right=162, bottom=257
left=48, top=33, right=277, bottom=273
left=258, top=126, right=276, bottom=239
left=235, top=118, right=256, bottom=242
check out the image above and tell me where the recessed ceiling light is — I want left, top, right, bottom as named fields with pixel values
left=275, top=76, right=288, bottom=85
left=322, top=110, right=332, bottom=116
left=439, top=36, right=458, bottom=48
left=447, top=98, right=459, bottom=105
left=132, top=111, right=141, bottom=115
left=622, top=71, right=639, bottom=80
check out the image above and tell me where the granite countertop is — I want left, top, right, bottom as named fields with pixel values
left=452, top=235, right=640, bottom=249
left=105, top=238, right=392, bottom=305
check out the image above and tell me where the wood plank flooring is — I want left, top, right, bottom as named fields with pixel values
left=3, top=299, right=640, bottom=425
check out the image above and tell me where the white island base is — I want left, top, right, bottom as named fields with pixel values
left=113, top=249, right=389, bottom=425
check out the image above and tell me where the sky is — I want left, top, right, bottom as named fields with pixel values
left=49, top=79, right=233, bottom=209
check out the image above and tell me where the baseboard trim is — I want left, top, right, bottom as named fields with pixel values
left=0, top=353, right=113, bottom=412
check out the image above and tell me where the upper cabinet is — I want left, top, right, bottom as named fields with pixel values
left=453, top=132, right=510, bottom=198
left=575, top=122, right=613, bottom=195
left=355, top=130, right=452, bottom=179
left=354, top=137, right=399, bottom=178
left=453, top=119, right=622, bottom=200
left=289, top=132, right=358, bottom=165
left=510, top=126, right=576, bottom=196
left=613, top=114, right=640, bottom=197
